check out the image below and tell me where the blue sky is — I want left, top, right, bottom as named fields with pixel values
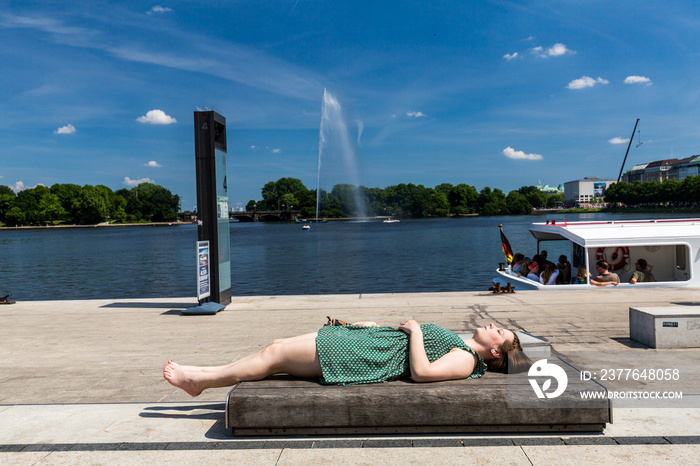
left=2, top=1, right=699, bottom=211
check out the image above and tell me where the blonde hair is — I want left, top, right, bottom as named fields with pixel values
left=540, top=263, right=557, bottom=284
left=575, top=265, right=588, bottom=280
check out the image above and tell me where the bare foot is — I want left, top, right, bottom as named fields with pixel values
left=166, top=360, right=205, bottom=373
left=163, top=361, right=204, bottom=396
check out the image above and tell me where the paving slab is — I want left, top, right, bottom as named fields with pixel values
left=521, top=444, right=700, bottom=465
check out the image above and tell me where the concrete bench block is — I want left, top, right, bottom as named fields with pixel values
left=225, top=361, right=610, bottom=436
left=630, top=307, right=700, bottom=349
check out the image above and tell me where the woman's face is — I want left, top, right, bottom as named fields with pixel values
left=473, top=323, right=515, bottom=350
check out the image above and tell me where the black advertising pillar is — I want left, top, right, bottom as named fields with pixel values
left=194, top=111, right=231, bottom=305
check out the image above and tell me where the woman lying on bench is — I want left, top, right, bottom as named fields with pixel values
left=163, top=321, right=532, bottom=396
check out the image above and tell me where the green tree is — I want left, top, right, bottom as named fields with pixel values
left=72, top=185, right=109, bottom=224
left=15, top=186, right=44, bottom=224
left=518, top=186, right=547, bottom=209
left=261, top=178, right=309, bottom=210
left=279, top=193, right=298, bottom=210
left=5, top=206, right=25, bottom=226
left=506, top=191, right=533, bottom=215
left=0, top=185, right=14, bottom=196
left=331, top=184, right=360, bottom=216
left=128, top=183, right=180, bottom=221
left=359, top=186, right=390, bottom=215
left=111, top=195, right=127, bottom=223
left=0, top=194, right=16, bottom=223
left=431, top=190, right=450, bottom=217
left=38, top=192, right=66, bottom=223
left=660, top=178, right=680, bottom=206
left=546, top=193, right=565, bottom=208
left=51, top=183, right=82, bottom=223
left=681, top=176, right=700, bottom=205
left=477, top=187, right=507, bottom=216
left=604, top=181, right=628, bottom=205
left=447, top=184, right=478, bottom=215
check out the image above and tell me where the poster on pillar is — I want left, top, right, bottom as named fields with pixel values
left=197, top=240, right=211, bottom=300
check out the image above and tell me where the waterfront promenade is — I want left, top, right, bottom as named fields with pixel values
left=1, top=288, right=699, bottom=464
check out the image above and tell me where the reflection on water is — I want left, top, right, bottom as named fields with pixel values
left=1, top=212, right=694, bottom=301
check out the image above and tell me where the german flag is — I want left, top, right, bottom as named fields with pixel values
left=499, top=224, right=513, bottom=264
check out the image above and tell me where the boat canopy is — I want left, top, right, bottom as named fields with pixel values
left=529, top=218, right=700, bottom=247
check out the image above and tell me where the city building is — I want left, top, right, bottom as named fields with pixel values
left=641, top=159, right=678, bottom=183
left=622, top=155, right=700, bottom=183
left=623, top=163, right=649, bottom=183
left=564, top=177, right=616, bottom=204
left=668, top=155, right=700, bottom=180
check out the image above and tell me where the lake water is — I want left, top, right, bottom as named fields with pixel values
left=1, top=212, right=695, bottom=301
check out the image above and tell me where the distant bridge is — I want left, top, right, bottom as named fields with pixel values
left=230, top=210, right=302, bottom=222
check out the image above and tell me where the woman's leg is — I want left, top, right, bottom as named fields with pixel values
left=163, top=332, right=322, bottom=396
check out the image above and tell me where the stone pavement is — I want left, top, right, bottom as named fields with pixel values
left=1, top=288, right=699, bottom=464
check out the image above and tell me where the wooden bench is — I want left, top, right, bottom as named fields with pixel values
left=225, top=359, right=611, bottom=436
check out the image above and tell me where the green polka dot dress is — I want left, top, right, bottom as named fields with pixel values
left=316, top=323, right=487, bottom=385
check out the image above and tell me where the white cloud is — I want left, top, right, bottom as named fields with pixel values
left=271, top=148, right=281, bottom=153
left=123, top=177, right=154, bottom=186
left=147, top=6, right=172, bottom=15
left=136, top=109, right=177, bottom=124
left=503, top=146, right=543, bottom=161
left=532, top=43, right=575, bottom=58
left=608, top=137, right=628, bottom=145
left=406, top=111, right=425, bottom=118
left=547, top=43, right=573, bottom=56
left=250, top=145, right=256, bottom=149
left=145, top=161, right=162, bottom=167
left=503, top=52, right=518, bottom=60
left=566, top=76, right=609, bottom=89
left=54, top=124, right=76, bottom=134
left=12, top=181, right=25, bottom=192
left=624, top=75, right=652, bottom=86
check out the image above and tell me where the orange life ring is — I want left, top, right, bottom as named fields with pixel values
left=596, top=247, right=630, bottom=271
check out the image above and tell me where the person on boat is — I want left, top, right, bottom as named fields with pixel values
left=539, top=263, right=560, bottom=285
left=511, top=253, right=526, bottom=275
left=590, top=260, right=620, bottom=287
left=163, top=321, right=532, bottom=396
left=540, top=250, right=554, bottom=267
left=531, top=254, right=545, bottom=270
left=629, top=258, right=656, bottom=284
left=526, top=261, right=540, bottom=281
left=557, top=255, right=572, bottom=283
left=571, top=265, right=589, bottom=284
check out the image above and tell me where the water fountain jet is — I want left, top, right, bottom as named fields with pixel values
left=316, top=89, right=367, bottom=221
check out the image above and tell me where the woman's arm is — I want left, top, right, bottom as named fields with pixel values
left=398, top=320, right=476, bottom=382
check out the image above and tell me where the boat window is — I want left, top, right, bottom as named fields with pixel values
left=676, top=245, right=688, bottom=271
left=572, top=243, right=585, bottom=268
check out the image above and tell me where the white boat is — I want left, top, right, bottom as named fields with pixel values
left=302, top=224, right=311, bottom=230
left=383, top=218, right=400, bottom=223
left=494, top=218, right=700, bottom=290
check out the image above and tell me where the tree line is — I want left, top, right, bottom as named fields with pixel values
left=604, top=176, right=700, bottom=206
left=246, top=178, right=565, bottom=218
left=0, top=183, right=181, bottom=226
